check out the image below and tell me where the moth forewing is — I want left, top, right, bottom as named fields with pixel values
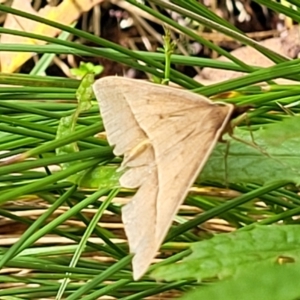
left=93, top=76, right=234, bottom=280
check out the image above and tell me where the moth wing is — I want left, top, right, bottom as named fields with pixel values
left=93, top=77, right=234, bottom=280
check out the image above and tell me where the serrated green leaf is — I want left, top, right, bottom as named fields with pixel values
left=56, top=73, right=94, bottom=168
left=200, top=117, right=300, bottom=185
left=152, top=225, right=300, bottom=281
left=70, top=62, right=103, bottom=79
left=75, top=72, right=94, bottom=111
left=179, top=263, right=300, bottom=300
left=56, top=114, right=79, bottom=160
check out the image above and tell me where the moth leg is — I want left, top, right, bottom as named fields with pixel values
left=224, top=140, right=230, bottom=187
left=228, top=131, right=271, bottom=158
left=227, top=111, right=271, bottom=157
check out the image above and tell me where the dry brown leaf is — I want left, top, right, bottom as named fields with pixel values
left=1, top=0, right=104, bottom=73
left=197, top=26, right=300, bottom=85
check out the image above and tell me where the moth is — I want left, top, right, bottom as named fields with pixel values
left=93, top=76, right=234, bottom=280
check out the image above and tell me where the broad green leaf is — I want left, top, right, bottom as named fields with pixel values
left=152, top=225, right=300, bottom=281
left=260, top=115, right=300, bottom=145
left=200, top=117, right=300, bottom=185
left=179, top=263, right=300, bottom=300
